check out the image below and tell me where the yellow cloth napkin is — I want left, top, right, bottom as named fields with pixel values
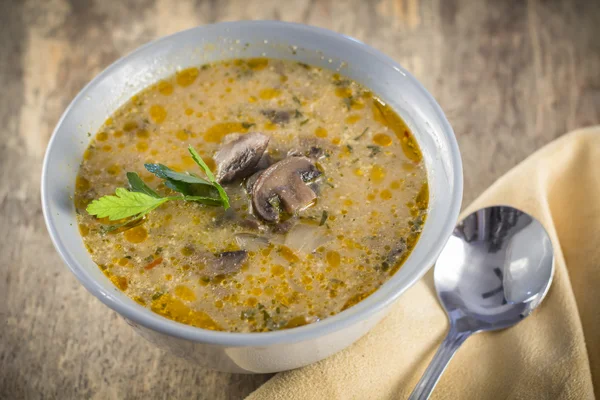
left=248, top=127, right=599, bottom=400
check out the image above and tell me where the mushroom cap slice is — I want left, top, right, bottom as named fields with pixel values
left=214, top=132, right=270, bottom=183
left=206, top=250, right=248, bottom=277
left=252, top=156, right=321, bottom=222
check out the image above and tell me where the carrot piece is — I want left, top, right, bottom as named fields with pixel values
left=144, top=257, right=163, bottom=270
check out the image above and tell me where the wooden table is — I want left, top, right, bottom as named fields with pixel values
left=1, top=0, right=598, bottom=398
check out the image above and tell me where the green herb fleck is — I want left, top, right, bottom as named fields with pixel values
left=333, top=79, right=350, bottom=87
left=367, top=145, right=381, bottom=157
left=241, top=309, right=256, bottom=320
left=343, top=97, right=353, bottom=110
left=152, top=292, right=164, bottom=300
left=319, top=210, right=329, bottom=226
left=241, top=122, right=255, bottom=129
left=300, top=119, right=309, bottom=126
left=354, top=127, right=369, bottom=140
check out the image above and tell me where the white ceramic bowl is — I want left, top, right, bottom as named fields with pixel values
left=41, top=21, right=462, bottom=373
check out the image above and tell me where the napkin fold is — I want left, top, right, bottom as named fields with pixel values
left=248, top=127, right=599, bottom=400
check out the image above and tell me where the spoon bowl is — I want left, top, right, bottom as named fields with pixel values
left=436, top=205, right=554, bottom=333
left=409, top=205, right=554, bottom=399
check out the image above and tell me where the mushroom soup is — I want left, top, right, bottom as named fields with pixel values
left=75, top=58, right=428, bottom=332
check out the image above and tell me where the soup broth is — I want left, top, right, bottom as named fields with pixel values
left=75, top=58, right=428, bottom=332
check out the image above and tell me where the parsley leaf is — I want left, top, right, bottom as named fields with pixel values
left=127, top=172, right=160, bottom=198
left=164, top=178, right=220, bottom=198
left=144, top=163, right=211, bottom=185
left=86, top=146, right=230, bottom=222
left=86, top=188, right=170, bottom=221
left=188, top=146, right=230, bottom=209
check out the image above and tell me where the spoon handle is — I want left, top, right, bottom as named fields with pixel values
left=408, top=327, right=471, bottom=400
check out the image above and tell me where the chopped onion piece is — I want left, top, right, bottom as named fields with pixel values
left=284, top=223, right=330, bottom=254
left=234, top=233, right=270, bottom=252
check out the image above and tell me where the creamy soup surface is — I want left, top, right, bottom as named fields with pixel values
left=75, top=58, right=428, bottom=333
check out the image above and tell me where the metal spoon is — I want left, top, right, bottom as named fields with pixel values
left=408, top=205, right=554, bottom=400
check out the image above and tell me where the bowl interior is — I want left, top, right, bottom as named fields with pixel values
left=42, top=21, right=462, bottom=346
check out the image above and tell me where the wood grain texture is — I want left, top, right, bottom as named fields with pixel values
left=0, top=0, right=598, bottom=398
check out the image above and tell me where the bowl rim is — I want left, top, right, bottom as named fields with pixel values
left=41, top=20, right=463, bottom=347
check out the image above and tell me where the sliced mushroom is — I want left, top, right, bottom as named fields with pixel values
left=294, top=136, right=331, bottom=160
left=206, top=250, right=248, bottom=277
left=307, top=146, right=326, bottom=160
left=256, top=152, right=272, bottom=170
left=261, top=109, right=291, bottom=125
left=212, top=207, right=238, bottom=227
left=252, top=156, right=321, bottom=222
left=245, top=170, right=263, bottom=193
left=239, top=215, right=263, bottom=231
left=214, top=132, right=270, bottom=183
left=186, top=248, right=248, bottom=277
left=272, top=216, right=298, bottom=234
left=244, top=154, right=271, bottom=194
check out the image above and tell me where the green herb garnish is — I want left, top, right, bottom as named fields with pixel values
left=87, top=188, right=172, bottom=221
left=241, top=309, right=256, bottom=320
left=188, top=146, right=230, bottom=209
left=354, top=127, right=369, bottom=140
left=143, top=162, right=218, bottom=198
left=127, top=172, right=160, bottom=198
left=319, top=210, right=329, bottom=226
left=144, top=163, right=211, bottom=185
left=367, top=145, right=381, bottom=157
left=152, top=292, right=164, bottom=300
left=86, top=146, right=230, bottom=222
left=343, top=97, right=353, bottom=110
